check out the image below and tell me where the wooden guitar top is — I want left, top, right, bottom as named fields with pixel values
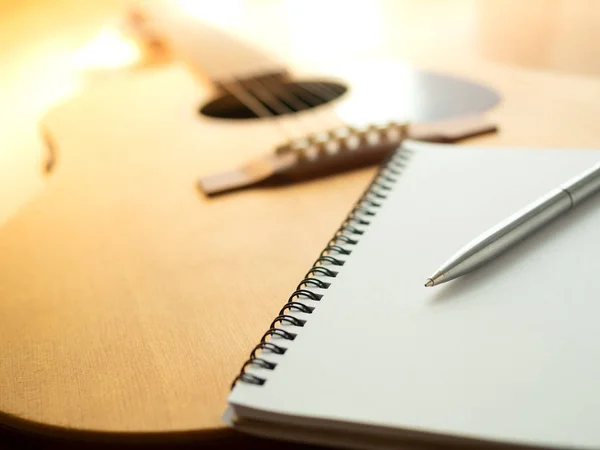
left=0, top=64, right=385, bottom=437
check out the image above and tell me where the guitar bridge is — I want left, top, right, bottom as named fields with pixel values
left=273, top=123, right=408, bottom=181
left=198, top=116, right=497, bottom=196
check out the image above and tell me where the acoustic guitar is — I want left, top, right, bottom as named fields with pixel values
left=0, top=1, right=497, bottom=444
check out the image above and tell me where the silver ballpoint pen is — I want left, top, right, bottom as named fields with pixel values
left=425, top=160, right=600, bottom=287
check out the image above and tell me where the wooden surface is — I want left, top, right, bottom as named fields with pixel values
left=3, top=0, right=600, bottom=446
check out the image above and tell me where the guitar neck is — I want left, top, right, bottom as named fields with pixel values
left=132, top=0, right=288, bottom=84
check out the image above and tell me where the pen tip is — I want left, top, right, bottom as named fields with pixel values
left=424, top=278, right=435, bottom=287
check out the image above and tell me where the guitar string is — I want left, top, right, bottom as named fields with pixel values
left=245, top=77, right=345, bottom=135
left=261, top=73, right=348, bottom=131
left=284, top=81, right=347, bottom=131
left=242, top=78, right=295, bottom=116
left=260, top=74, right=344, bottom=105
left=219, top=80, right=297, bottom=140
left=221, top=79, right=317, bottom=139
left=211, top=34, right=348, bottom=141
left=219, top=76, right=348, bottom=144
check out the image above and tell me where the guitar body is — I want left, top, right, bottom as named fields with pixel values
left=43, top=60, right=403, bottom=182
left=0, top=0, right=502, bottom=435
left=1, top=58, right=476, bottom=438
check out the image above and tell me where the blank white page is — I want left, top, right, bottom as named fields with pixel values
left=229, top=142, right=600, bottom=449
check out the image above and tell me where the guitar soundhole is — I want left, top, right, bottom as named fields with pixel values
left=200, top=80, right=347, bottom=120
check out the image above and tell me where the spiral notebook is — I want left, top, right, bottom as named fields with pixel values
left=224, top=141, right=600, bottom=450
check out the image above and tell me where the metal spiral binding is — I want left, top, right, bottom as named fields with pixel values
left=231, top=146, right=413, bottom=389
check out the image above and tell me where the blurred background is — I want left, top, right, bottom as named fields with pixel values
left=3, top=0, right=600, bottom=223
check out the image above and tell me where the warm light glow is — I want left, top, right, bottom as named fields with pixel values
left=174, top=0, right=244, bottom=26
left=282, top=0, right=384, bottom=62
left=71, top=25, right=141, bottom=70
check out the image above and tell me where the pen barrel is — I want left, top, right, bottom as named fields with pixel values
left=439, top=188, right=573, bottom=283
left=563, top=161, right=600, bottom=205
